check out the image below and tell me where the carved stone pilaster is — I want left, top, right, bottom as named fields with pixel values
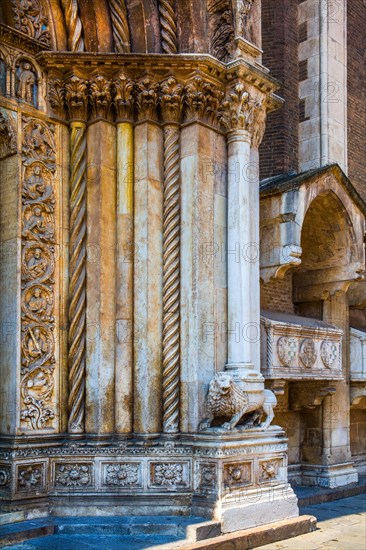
left=89, top=75, right=113, bottom=121
left=233, top=0, right=254, bottom=41
left=159, top=0, right=178, bottom=54
left=61, top=0, right=85, bottom=52
left=114, top=72, right=135, bottom=122
left=11, top=0, right=51, bottom=47
left=109, top=0, right=131, bottom=53
left=135, top=76, right=159, bottom=122
left=207, top=0, right=234, bottom=62
left=20, top=116, right=57, bottom=431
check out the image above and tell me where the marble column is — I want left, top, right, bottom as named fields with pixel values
left=225, top=129, right=264, bottom=390
left=115, top=121, right=134, bottom=434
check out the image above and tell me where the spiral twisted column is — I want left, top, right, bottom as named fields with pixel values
left=62, top=0, right=85, bottom=52
left=162, top=124, right=181, bottom=433
left=68, top=121, right=87, bottom=433
left=159, top=0, right=178, bottom=54
left=109, top=0, right=131, bottom=52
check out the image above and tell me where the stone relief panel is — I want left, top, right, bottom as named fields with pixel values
left=320, top=339, right=339, bottom=369
left=54, top=463, right=94, bottom=488
left=299, top=338, right=317, bottom=368
left=149, top=462, right=190, bottom=490
left=102, top=462, right=142, bottom=488
left=11, top=0, right=51, bottom=47
left=20, top=116, right=57, bottom=431
left=196, top=463, right=217, bottom=494
left=223, top=461, right=252, bottom=489
left=277, top=337, right=298, bottom=367
left=259, top=458, right=282, bottom=483
left=16, top=462, right=46, bottom=493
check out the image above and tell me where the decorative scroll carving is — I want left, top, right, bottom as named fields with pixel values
left=61, top=0, right=85, bottom=52
left=0, top=111, right=17, bottom=160
left=11, top=0, right=51, bottom=46
left=89, top=75, right=113, bottom=120
left=109, top=0, right=130, bottom=53
left=208, top=0, right=234, bottom=62
left=16, top=60, right=37, bottom=106
left=20, top=117, right=56, bottom=431
left=67, top=121, right=87, bottom=433
left=135, top=76, right=159, bottom=121
left=199, top=372, right=277, bottom=430
left=114, top=72, right=134, bottom=121
left=159, top=0, right=178, bottom=54
left=162, top=119, right=181, bottom=433
left=300, top=338, right=317, bottom=368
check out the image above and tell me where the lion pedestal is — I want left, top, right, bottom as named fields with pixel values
left=194, top=372, right=299, bottom=532
left=192, top=428, right=299, bottom=533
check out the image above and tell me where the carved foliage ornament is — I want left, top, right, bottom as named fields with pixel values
left=55, top=463, right=92, bottom=487
left=11, top=0, right=51, bottom=46
left=20, top=117, right=56, bottom=431
left=104, top=463, right=140, bottom=487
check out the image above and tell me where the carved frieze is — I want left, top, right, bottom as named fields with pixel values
left=11, top=0, right=51, bottom=46
left=20, top=117, right=56, bottom=431
left=16, top=463, right=45, bottom=492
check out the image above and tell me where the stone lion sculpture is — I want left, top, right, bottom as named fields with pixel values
left=198, top=371, right=277, bottom=431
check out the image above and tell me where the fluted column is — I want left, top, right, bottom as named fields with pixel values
left=115, top=74, right=134, bottom=433
left=161, top=78, right=183, bottom=433
left=64, top=76, right=88, bottom=434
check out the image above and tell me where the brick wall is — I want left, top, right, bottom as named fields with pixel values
left=347, top=0, right=366, bottom=201
left=260, top=0, right=299, bottom=179
left=260, top=271, right=294, bottom=313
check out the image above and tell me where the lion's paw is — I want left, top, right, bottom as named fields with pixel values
left=222, top=422, right=232, bottom=430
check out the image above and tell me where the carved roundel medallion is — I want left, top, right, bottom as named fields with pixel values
left=277, top=337, right=298, bottom=367
left=300, top=338, right=316, bottom=368
left=320, top=340, right=338, bottom=369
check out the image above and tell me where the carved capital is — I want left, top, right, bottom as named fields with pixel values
left=184, top=75, right=224, bottom=128
left=160, top=77, right=183, bottom=124
left=220, top=81, right=250, bottom=132
left=250, top=98, right=267, bottom=148
left=64, top=75, right=88, bottom=122
left=136, top=76, right=159, bottom=122
left=47, top=77, right=66, bottom=119
left=89, top=75, right=113, bottom=121
left=0, top=111, right=17, bottom=160
left=114, top=73, right=135, bottom=121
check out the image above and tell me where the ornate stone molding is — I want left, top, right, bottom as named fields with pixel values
left=20, top=116, right=57, bottom=431
left=11, top=0, right=51, bottom=47
left=109, top=0, right=130, bottom=53
left=159, top=0, right=178, bottom=54
left=0, top=111, right=17, bottom=160
left=0, top=23, right=49, bottom=55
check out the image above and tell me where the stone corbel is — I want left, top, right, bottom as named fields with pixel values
left=290, top=382, right=336, bottom=411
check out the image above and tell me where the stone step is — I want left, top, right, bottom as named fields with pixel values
left=295, top=475, right=366, bottom=506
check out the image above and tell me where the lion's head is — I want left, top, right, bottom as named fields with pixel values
left=210, top=372, right=234, bottom=397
